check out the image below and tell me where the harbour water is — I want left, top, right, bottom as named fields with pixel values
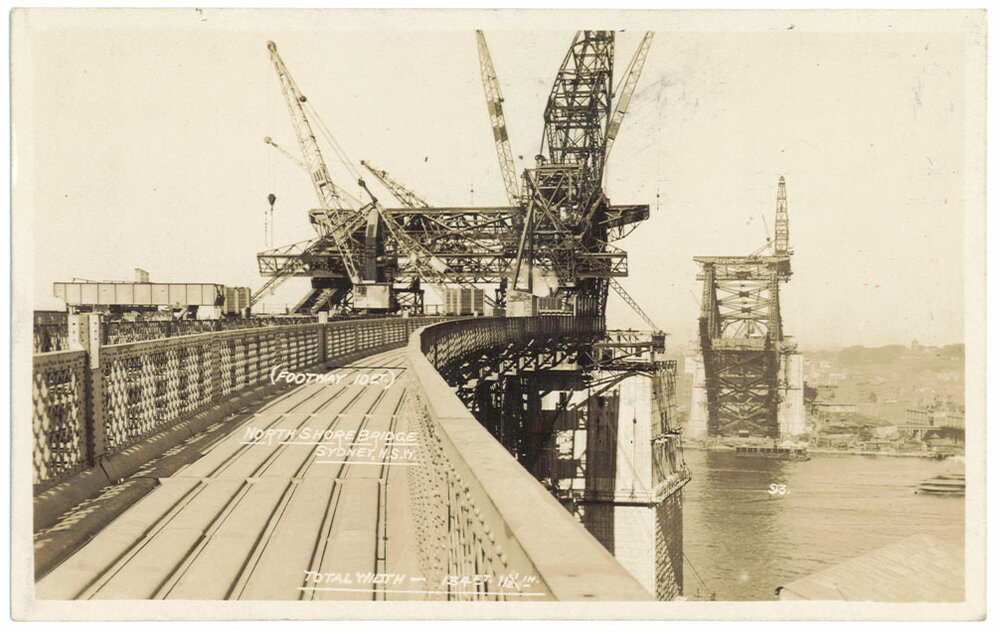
left=681, top=450, right=965, bottom=601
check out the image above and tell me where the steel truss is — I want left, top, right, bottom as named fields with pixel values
left=434, top=327, right=673, bottom=490
left=694, top=179, right=796, bottom=438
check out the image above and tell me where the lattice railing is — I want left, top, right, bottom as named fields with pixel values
left=420, top=315, right=604, bottom=372
left=32, top=317, right=444, bottom=492
left=31, top=314, right=408, bottom=353
left=32, top=351, right=89, bottom=486
left=405, top=391, right=517, bottom=601
left=399, top=315, right=662, bottom=603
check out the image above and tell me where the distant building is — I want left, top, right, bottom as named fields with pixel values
left=934, top=410, right=965, bottom=430
left=900, top=407, right=964, bottom=436
left=812, top=402, right=857, bottom=432
left=906, top=407, right=934, bottom=426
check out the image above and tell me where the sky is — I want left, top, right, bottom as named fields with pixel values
left=13, top=9, right=980, bottom=349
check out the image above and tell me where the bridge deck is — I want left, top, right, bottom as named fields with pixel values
left=37, top=348, right=430, bottom=601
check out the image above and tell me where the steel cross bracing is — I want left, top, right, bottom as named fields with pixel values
left=369, top=168, right=653, bottom=306
left=429, top=324, right=681, bottom=525
left=541, top=31, right=614, bottom=193
left=372, top=176, right=647, bottom=285
left=436, top=336, right=599, bottom=476
left=368, top=161, right=654, bottom=333
left=695, top=177, right=795, bottom=438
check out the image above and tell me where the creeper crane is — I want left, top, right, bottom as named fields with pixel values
left=476, top=29, right=661, bottom=329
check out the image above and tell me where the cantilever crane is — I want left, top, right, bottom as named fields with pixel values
left=747, top=177, right=791, bottom=259
left=774, top=176, right=789, bottom=255
left=266, top=41, right=362, bottom=285
left=269, top=41, right=502, bottom=309
left=358, top=160, right=662, bottom=326
left=476, top=30, right=521, bottom=206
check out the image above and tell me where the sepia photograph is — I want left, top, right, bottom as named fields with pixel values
left=9, top=7, right=987, bottom=620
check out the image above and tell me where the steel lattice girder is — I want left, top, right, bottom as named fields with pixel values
left=694, top=255, right=792, bottom=281
left=697, top=260, right=785, bottom=342
left=257, top=202, right=641, bottom=285
left=514, top=163, right=629, bottom=290
left=441, top=338, right=596, bottom=406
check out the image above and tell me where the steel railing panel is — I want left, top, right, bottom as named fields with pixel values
left=30, top=317, right=451, bottom=492
left=402, top=315, right=653, bottom=603
left=32, top=350, right=89, bottom=487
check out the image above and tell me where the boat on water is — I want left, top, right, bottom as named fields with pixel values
left=915, top=473, right=965, bottom=495
left=734, top=446, right=810, bottom=461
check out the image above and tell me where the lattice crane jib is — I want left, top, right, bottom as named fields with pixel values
left=360, top=160, right=431, bottom=209
left=774, top=176, right=789, bottom=256
left=476, top=30, right=521, bottom=207
left=541, top=31, right=615, bottom=197
left=512, top=31, right=617, bottom=309
left=265, top=41, right=363, bottom=286
left=605, top=32, right=654, bottom=167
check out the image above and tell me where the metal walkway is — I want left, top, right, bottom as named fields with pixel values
left=37, top=348, right=427, bottom=600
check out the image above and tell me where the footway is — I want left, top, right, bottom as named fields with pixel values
left=37, top=349, right=427, bottom=600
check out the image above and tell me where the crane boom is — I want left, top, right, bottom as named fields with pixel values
left=605, top=32, right=654, bottom=164
left=774, top=176, right=789, bottom=255
left=264, top=135, right=307, bottom=171
left=475, top=30, right=521, bottom=206
left=609, top=278, right=662, bottom=332
left=267, top=41, right=361, bottom=284
left=360, top=160, right=431, bottom=208
left=266, top=136, right=365, bottom=208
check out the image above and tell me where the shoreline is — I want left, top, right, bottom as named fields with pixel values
left=680, top=444, right=953, bottom=460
